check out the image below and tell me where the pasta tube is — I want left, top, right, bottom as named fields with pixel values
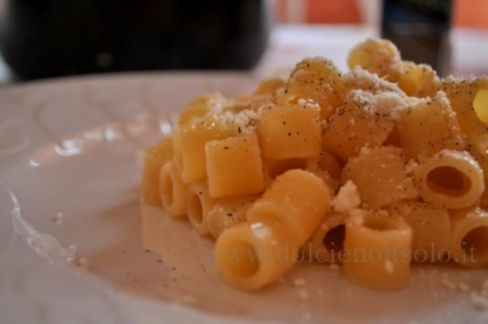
left=304, top=213, right=346, bottom=263
left=215, top=170, right=330, bottom=289
left=449, top=208, right=488, bottom=268
left=414, top=150, right=485, bottom=209
left=187, top=182, right=215, bottom=235
left=206, top=195, right=257, bottom=239
left=141, top=137, right=173, bottom=205
left=159, top=161, right=187, bottom=217
left=342, top=211, right=412, bottom=290
left=387, top=201, right=450, bottom=262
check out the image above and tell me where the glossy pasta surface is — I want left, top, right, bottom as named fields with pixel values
left=141, top=38, right=488, bottom=291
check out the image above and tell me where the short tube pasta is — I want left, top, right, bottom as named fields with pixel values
left=317, top=150, right=342, bottom=180
left=215, top=222, right=297, bottom=290
left=177, top=92, right=224, bottom=126
left=342, top=146, right=418, bottom=208
left=449, top=208, right=488, bottom=268
left=414, top=150, right=485, bottom=209
left=347, top=38, right=401, bottom=80
left=159, top=161, right=187, bottom=217
left=215, top=170, right=331, bottom=289
left=141, top=137, right=173, bottom=205
left=174, top=114, right=240, bottom=184
left=258, top=104, right=322, bottom=160
left=387, top=201, right=450, bottom=262
left=322, top=90, right=396, bottom=160
left=397, top=62, right=439, bottom=98
left=262, top=157, right=311, bottom=180
left=206, top=195, right=258, bottom=239
left=187, top=183, right=215, bottom=235
left=141, top=38, right=488, bottom=292
left=305, top=213, right=346, bottom=263
left=397, top=92, right=465, bottom=158
left=205, top=134, right=264, bottom=198
left=249, top=170, right=332, bottom=245
left=262, top=156, right=338, bottom=192
left=342, top=211, right=412, bottom=290
left=277, top=57, right=344, bottom=119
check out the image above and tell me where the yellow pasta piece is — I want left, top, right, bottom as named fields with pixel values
left=178, top=92, right=225, bottom=126
left=232, top=95, right=274, bottom=114
left=342, top=67, right=403, bottom=94
left=317, top=150, right=342, bottom=179
left=277, top=57, right=344, bottom=119
left=250, top=170, right=331, bottom=245
left=473, top=89, right=488, bottom=124
left=215, top=170, right=331, bottom=289
left=347, top=38, right=401, bottom=80
left=442, top=77, right=488, bottom=137
left=175, top=114, right=240, bottom=184
left=322, top=91, right=396, bottom=160
left=258, top=104, right=322, bottom=159
left=159, top=161, right=187, bottom=217
left=216, top=222, right=296, bottom=290
left=383, top=126, right=402, bottom=147
left=263, top=157, right=311, bottom=180
left=480, top=190, right=488, bottom=210
left=342, top=146, right=417, bottom=208
left=187, top=182, right=215, bottom=235
left=205, top=134, right=264, bottom=198
left=414, top=150, right=485, bottom=209
left=342, top=211, right=412, bottom=290
left=304, top=212, right=346, bottom=263
left=387, top=201, right=450, bottom=262
left=397, top=61, right=440, bottom=98
left=206, top=195, right=258, bottom=239
left=141, top=137, right=173, bottom=205
left=305, top=161, right=340, bottom=194
left=262, top=156, right=338, bottom=193
left=397, top=92, right=465, bottom=158
left=449, top=208, right=488, bottom=268
left=442, top=78, right=488, bottom=182
left=253, top=78, right=286, bottom=97
left=262, top=154, right=337, bottom=185
left=467, top=134, right=488, bottom=184
left=172, top=130, right=183, bottom=173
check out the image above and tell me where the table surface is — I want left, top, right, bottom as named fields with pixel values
left=0, top=25, right=487, bottom=85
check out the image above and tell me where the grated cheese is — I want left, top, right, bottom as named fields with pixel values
left=332, top=181, right=361, bottom=214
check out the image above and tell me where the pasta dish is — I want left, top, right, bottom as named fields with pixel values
left=140, top=38, right=488, bottom=291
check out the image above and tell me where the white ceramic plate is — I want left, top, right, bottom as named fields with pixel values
left=0, top=73, right=487, bottom=324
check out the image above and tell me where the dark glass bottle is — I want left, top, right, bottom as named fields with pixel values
left=381, top=0, right=453, bottom=76
left=0, top=0, right=270, bottom=80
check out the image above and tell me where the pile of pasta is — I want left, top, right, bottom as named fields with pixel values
left=141, top=38, right=488, bottom=291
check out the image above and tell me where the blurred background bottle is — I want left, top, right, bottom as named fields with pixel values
left=381, top=0, right=453, bottom=76
left=0, top=0, right=270, bottom=80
